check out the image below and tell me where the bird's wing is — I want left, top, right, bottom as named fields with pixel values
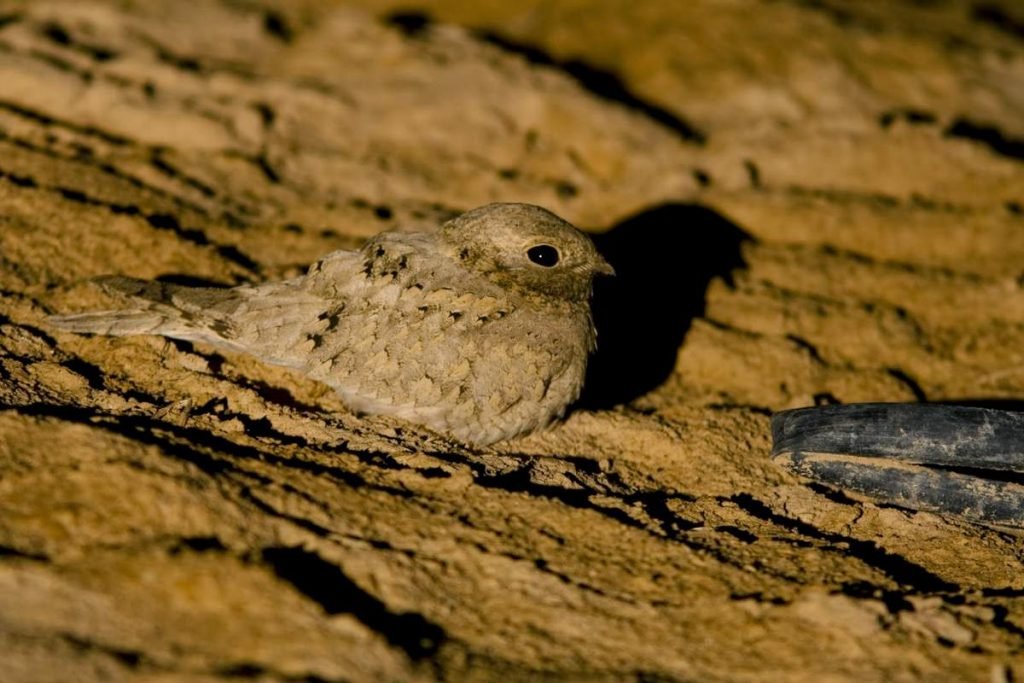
left=286, top=232, right=527, bottom=414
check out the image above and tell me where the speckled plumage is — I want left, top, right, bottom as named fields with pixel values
left=49, top=203, right=613, bottom=445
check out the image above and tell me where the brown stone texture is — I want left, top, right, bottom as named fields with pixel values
left=1, top=0, right=1023, bottom=680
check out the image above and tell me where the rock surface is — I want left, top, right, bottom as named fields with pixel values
left=0, top=0, right=1023, bottom=680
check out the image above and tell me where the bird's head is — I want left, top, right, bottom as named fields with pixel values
left=440, top=203, right=613, bottom=302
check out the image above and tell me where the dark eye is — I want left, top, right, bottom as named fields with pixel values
left=527, top=244, right=560, bottom=267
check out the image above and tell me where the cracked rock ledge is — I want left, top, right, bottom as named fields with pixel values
left=0, top=1, right=1023, bottom=681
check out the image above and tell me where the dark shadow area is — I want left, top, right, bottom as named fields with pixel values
left=731, top=492, right=957, bottom=592
left=261, top=546, right=446, bottom=659
left=972, top=3, right=1024, bottom=40
left=384, top=11, right=706, bottom=144
left=262, top=10, right=294, bottom=43
left=579, top=203, right=752, bottom=409
left=944, top=118, right=1024, bottom=161
left=878, top=108, right=937, bottom=129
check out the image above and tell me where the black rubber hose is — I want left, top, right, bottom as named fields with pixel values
left=771, top=403, right=1024, bottom=527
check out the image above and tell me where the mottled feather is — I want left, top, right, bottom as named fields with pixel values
left=49, top=203, right=613, bottom=445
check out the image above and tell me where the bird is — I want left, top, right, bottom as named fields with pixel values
left=49, top=203, right=615, bottom=445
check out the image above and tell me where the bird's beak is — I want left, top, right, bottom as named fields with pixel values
left=594, top=256, right=615, bottom=277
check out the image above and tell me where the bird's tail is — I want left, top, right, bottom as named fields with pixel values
left=48, top=309, right=194, bottom=337
left=47, top=276, right=245, bottom=348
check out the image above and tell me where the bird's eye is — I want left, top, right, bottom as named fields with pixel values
left=527, top=244, right=560, bottom=267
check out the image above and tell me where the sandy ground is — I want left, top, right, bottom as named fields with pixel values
left=0, top=0, right=1023, bottom=680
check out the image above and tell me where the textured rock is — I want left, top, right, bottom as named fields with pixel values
left=0, top=0, right=1023, bottom=681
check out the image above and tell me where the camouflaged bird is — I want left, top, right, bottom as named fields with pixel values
left=49, top=203, right=614, bottom=445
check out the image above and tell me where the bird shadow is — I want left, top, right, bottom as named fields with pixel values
left=578, top=203, right=753, bottom=410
